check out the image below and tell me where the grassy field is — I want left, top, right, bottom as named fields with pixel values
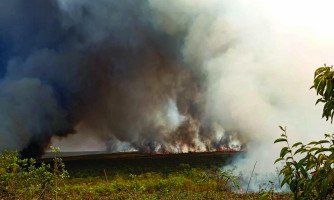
left=37, top=151, right=291, bottom=200
left=0, top=151, right=291, bottom=199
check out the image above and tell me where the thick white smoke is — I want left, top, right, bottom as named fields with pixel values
left=149, top=0, right=334, bottom=190
left=150, top=0, right=334, bottom=175
left=147, top=1, right=334, bottom=172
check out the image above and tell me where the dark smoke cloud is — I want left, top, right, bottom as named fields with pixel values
left=0, top=0, right=238, bottom=157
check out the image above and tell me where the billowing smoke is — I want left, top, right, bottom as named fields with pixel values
left=0, top=0, right=333, bottom=172
left=0, top=0, right=241, bottom=157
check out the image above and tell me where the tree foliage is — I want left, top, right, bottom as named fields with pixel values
left=275, top=127, right=334, bottom=200
left=275, top=65, right=334, bottom=200
left=312, top=64, right=334, bottom=122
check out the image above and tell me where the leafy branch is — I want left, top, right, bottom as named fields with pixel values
left=275, top=127, right=334, bottom=200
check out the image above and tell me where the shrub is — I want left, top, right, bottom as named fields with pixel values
left=274, top=65, right=334, bottom=200
left=275, top=127, right=334, bottom=200
left=0, top=147, right=68, bottom=199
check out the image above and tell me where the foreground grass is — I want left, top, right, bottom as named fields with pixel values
left=54, top=169, right=291, bottom=200
left=51, top=153, right=290, bottom=199
left=1, top=151, right=291, bottom=199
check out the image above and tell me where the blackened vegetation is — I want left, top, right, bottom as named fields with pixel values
left=40, top=151, right=243, bottom=177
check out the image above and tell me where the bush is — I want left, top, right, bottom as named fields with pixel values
left=274, top=65, right=334, bottom=199
left=0, top=147, right=68, bottom=199
left=275, top=127, right=334, bottom=200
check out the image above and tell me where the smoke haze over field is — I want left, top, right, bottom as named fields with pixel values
left=0, top=0, right=334, bottom=172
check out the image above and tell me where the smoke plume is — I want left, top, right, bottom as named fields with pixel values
left=0, top=0, right=238, bottom=157
left=0, top=0, right=333, bottom=174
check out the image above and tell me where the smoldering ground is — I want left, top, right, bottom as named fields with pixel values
left=0, top=0, right=333, bottom=180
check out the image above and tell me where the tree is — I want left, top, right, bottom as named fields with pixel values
left=274, top=65, right=334, bottom=200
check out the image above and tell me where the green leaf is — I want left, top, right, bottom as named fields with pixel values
left=307, top=163, right=316, bottom=170
left=315, top=148, right=331, bottom=154
left=292, top=142, right=303, bottom=148
left=296, top=158, right=307, bottom=170
left=316, top=98, right=326, bottom=105
left=325, top=79, right=333, bottom=98
left=308, top=141, right=319, bottom=145
left=286, top=156, right=294, bottom=161
left=274, top=138, right=287, bottom=143
left=317, top=154, right=326, bottom=163
left=279, top=126, right=285, bottom=132
left=318, top=140, right=330, bottom=144
left=281, top=175, right=291, bottom=187
left=274, top=157, right=284, bottom=164
left=280, top=147, right=289, bottom=158
left=314, top=77, right=321, bottom=90
left=294, top=147, right=304, bottom=155
left=315, top=67, right=327, bottom=77
left=327, top=159, right=334, bottom=165
left=317, top=79, right=325, bottom=95
left=280, top=166, right=292, bottom=175
left=309, top=147, right=320, bottom=152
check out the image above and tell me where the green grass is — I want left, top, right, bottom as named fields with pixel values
left=1, top=151, right=291, bottom=199
left=56, top=168, right=291, bottom=200
left=47, top=152, right=291, bottom=199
